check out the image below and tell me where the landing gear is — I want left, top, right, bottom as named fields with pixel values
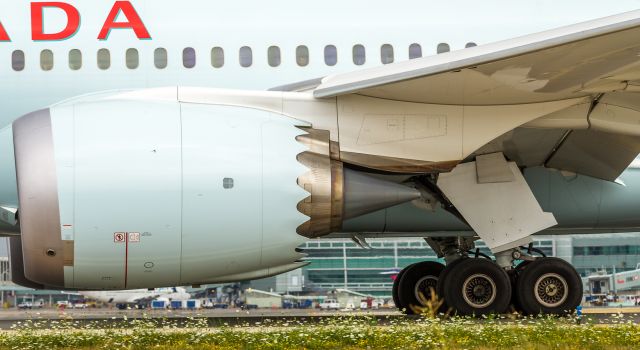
left=435, top=257, right=467, bottom=313
left=394, top=242, right=582, bottom=316
left=393, top=261, right=444, bottom=314
left=392, top=264, right=410, bottom=311
left=438, top=258, right=511, bottom=315
left=509, top=260, right=532, bottom=313
left=516, top=257, right=582, bottom=315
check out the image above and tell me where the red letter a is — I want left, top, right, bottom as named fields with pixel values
left=0, top=22, right=9, bottom=41
left=32, top=2, right=80, bottom=41
left=98, top=1, right=151, bottom=40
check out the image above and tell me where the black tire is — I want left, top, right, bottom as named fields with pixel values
left=397, top=261, right=445, bottom=315
left=442, top=258, right=512, bottom=316
left=392, top=265, right=413, bottom=312
left=436, top=257, right=468, bottom=314
left=516, top=257, right=582, bottom=315
left=510, top=260, right=532, bottom=313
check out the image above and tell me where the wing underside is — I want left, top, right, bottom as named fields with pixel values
left=312, top=10, right=640, bottom=180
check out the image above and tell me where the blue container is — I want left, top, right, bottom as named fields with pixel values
left=186, top=300, right=197, bottom=309
left=171, top=300, right=183, bottom=309
left=151, top=300, right=165, bottom=309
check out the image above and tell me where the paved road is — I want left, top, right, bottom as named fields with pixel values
left=0, top=307, right=636, bottom=329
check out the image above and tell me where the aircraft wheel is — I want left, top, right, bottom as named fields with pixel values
left=510, top=261, right=532, bottom=313
left=516, top=257, right=582, bottom=315
left=435, top=257, right=468, bottom=314
left=392, top=264, right=413, bottom=312
left=441, top=258, right=511, bottom=316
left=397, top=261, right=445, bottom=315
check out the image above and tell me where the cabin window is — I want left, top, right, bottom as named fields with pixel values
left=183, top=47, right=196, bottom=68
left=437, top=43, right=450, bottom=54
left=465, top=42, right=477, bottom=48
left=296, top=45, right=309, bottom=67
left=97, top=49, right=110, bottom=70
left=239, top=46, right=252, bottom=67
left=324, top=45, right=337, bottom=66
left=409, top=43, right=422, bottom=59
left=223, top=178, right=234, bottom=189
left=12, top=50, right=25, bottom=71
left=352, top=44, right=365, bottom=65
left=154, top=48, right=167, bottom=69
left=69, top=49, right=82, bottom=70
left=268, top=46, right=281, bottom=67
left=126, top=48, right=139, bottom=69
left=381, top=44, right=394, bottom=64
left=40, top=50, right=53, bottom=71
left=211, top=47, right=224, bottom=68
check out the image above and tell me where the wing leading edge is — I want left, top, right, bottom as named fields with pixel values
left=314, top=9, right=640, bottom=106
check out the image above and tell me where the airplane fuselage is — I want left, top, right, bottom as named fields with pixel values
left=1, top=0, right=639, bottom=126
left=81, top=287, right=189, bottom=304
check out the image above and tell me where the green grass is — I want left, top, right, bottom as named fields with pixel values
left=0, top=314, right=638, bottom=349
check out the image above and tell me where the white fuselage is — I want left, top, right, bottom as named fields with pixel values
left=81, top=287, right=190, bottom=304
left=1, top=0, right=639, bottom=126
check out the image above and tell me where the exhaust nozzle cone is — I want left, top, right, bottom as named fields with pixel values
left=343, top=169, right=421, bottom=219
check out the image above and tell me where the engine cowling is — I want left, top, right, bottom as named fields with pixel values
left=8, top=236, right=44, bottom=289
left=5, top=88, right=420, bottom=290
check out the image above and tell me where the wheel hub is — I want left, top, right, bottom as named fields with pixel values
left=534, top=273, right=568, bottom=308
left=414, top=275, right=438, bottom=302
left=462, top=273, right=496, bottom=308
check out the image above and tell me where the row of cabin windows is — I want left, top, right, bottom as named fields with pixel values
left=10, top=42, right=477, bottom=71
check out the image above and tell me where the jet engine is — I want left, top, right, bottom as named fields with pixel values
left=3, top=88, right=420, bottom=290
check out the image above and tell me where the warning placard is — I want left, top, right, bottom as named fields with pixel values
left=114, top=232, right=126, bottom=243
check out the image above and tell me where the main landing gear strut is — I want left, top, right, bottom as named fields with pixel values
left=392, top=240, right=583, bottom=316
left=392, top=153, right=582, bottom=315
left=393, top=153, right=583, bottom=315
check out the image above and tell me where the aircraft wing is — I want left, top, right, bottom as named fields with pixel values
left=314, top=10, right=640, bottom=181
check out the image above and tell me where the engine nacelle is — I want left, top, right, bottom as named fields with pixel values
left=6, top=88, right=420, bottom=290
left=8, top=237, right=44, bottom=289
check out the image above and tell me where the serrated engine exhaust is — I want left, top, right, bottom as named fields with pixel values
left=296, top=127, right=421, bottom=238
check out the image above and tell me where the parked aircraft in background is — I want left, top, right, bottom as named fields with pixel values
left=3, top=0, right=640, bottom=316
left=76, top=287, right=190, bottom=308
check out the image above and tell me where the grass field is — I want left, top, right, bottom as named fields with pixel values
left=0, top=314, right=638, bottom=350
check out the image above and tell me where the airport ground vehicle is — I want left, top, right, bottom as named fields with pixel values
left=71, top=303, right=88, bottom=309
left=3, top=0, right=640, bottom=316
left=17, top=299, right=44, bottom=309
